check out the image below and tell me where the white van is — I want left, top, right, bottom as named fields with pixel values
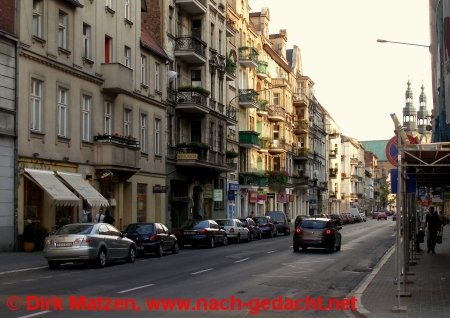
left=348, top=207, right=362, bottom=222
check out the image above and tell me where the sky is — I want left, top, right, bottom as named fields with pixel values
left=254, top=0, right=432, bottom=141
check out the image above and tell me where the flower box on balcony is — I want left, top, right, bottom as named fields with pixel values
left=177, top=85, right=210, bottom=97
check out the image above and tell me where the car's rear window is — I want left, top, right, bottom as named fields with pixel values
left=254, top=217, right=268, bottom=224
left=125, top=224, right=154, bottom=234
left=216, top=219, right=233, bottom=226
left=301, top=220, right=327, bottom=229
left=193, top=220, right=210, bottom=229
left=57, top=224, right=93, bottom=235
left=266, top=212, right=285, bottom=223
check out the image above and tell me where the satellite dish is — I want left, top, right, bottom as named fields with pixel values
left=168, top=70, right=177, bottom=82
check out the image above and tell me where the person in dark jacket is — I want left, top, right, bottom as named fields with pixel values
left=425, top=206, right=442, bottom=254
left=103, top=210, right=115, bottom=225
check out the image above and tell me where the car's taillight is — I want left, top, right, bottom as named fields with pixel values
left=324, top=229, right=332, bottom=235
left=45, top=239, right=53, bottom=246
left=200, top=229, right=209, bottom=235
left=295, top=227, right=302, bottom=236
left=149, top=234, right=157, bottom=241
left=80, top=236, right=91, bottom=246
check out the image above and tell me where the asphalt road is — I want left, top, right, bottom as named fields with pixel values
left=0, top=219, right=396, bottom=318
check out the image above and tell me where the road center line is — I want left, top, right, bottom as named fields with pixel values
left=267, top=250, right=277, bottom=254
left=117, top=283, right=155, bottom=294
left=18, top=311, right=51, bottom=318
left=234, top=257, right=250, bottom=263
left=191, top=268, right=213, bottom=275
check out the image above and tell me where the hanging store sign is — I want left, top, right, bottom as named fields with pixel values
left=248, top=191, right=258, bottom=203
left=213, top=189, right=223, bottom=202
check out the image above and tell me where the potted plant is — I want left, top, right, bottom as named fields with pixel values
left=177, top=85, right=211, bottom=97
left=23, top=221, right=46, bottom=252
left=226, top=150, right=239, bottom=158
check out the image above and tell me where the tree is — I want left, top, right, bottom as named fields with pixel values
left=379, top=179, right=391, bottom=209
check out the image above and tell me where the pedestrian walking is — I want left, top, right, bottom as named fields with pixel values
left=103, top=210, right=115, bottom=225
left=425, top=206, right=442, bottom=254
left=80, top=204, right=90, bottom=223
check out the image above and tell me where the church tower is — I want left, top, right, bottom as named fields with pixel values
left=417, top=84, right=432, bottom=143
left=402, top=80, right=417, bottom=134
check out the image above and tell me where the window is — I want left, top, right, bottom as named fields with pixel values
left=273, top=93, right=280, bottom=105
left=155, top=62, right=161, bottom=91
left=57, top=87, right=68, bottom=137
left=105, top=36, right=112, bottom=63
left=32, top=0, right=42, bottom=38
left=124, top=0, right=130, bottom=21
left=140, top=114, right=148, bottom=153
left=137, top=184, right=147, bottom=223
left=219, top=78, right=224, bottom=103
left=81, top=95, right=91, bottom=141
left=30, top=79, right=42, bottom=132
left=58, top=11, right=68, bottom=49
left=154, top=118, right=161, bottom=155
left=124, top=46, right=131, bottom=67
left=209, top=122, right=214, bottom=148
left=104, top=101, right=112, bottom=135
left=168, top=6, right=174, bottom=35
left=123, top=109, right=131, bottom=137
left=210, top=23, right=215, bottom=49
left=82, top=24, right=91, bottom=59
left=105, top=0, right=112, bottom=9
left=191, top=70, right=201, bottom=87
left=218, top=125, right=223, bottom=152
left=141, top=55, right=147, bottom=85
left=219, top=30, right=223, bottom=54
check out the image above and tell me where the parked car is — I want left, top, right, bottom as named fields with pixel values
left=123, top=222, right=178, bottom=257
left=216, top=219, right=250, bottom=243
left=340, top=213, right=353, bottom=224
left=377, top=211, right=388, bottom=220
left=176, top=219, right=228, bottom=248
left=294, top=215, right=310, bottom=228
left=239, top=218, right=262, bottom=241
left=330, top=214, right=343, bottom=227
left=43, top=223, right=136, bottom=269
left=265, top=211, right=291, bottom=235
left=293, top=218, right=342, bottom=253
left=253, top=216, right=277, bottom=238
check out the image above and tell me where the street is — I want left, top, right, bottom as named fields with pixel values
left=0, top=219, right=395, bottom=318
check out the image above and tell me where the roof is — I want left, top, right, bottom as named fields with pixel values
left=140, top=27, right=170, bottom=61
left=361, top=140, right=389, bottom=161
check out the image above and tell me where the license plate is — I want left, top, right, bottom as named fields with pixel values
left=56, top=242, right=73, bottom=247
left=137, top=246, right=144, bottom=250
left=184, top=231, right=195, bottom=235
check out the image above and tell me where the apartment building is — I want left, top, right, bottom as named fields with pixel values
left=0, top=0, right=17, bottom=251
left=16, top=0, right=168, bottom=238
left=325, top=115, right=342, bottom=214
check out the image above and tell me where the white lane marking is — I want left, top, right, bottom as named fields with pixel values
left=0, top=266, right=47, bottom=275
left=234, top=257, right=250, bottom=263
left=266, top=250, right=277, bottom=254
left=18, top=311, right=51, bottom=318
left=117, top=283, right=155, bottom=294
left=191, top=268, right=214, bottom=275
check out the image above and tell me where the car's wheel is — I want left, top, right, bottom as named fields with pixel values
left=48, top=261, right=60, bottom=269
left=96, top=249, right=107, bottom=268
left=126, top=246, right=136, bottom=263
left=258, top=232, right=262, bottom=240
left=293, top=244, right=300, bottom=253
left=301, top=246, right=308, bottom=251
left=270, top=230, right=274, bottom=238
left=328, top=243, right=335, bottom=253
left=209, top=237, right=215, bottom=248
left=172, top=241, right=179, bottom=254
left=285, top=229, right=290, bottom=236
left=336, top=242, right=341, bottom=252
left=249, top=233, right=253, bottom=242
left=156, top=244, right=164, bottom=257
left=236, top=234, right=240, bottom=244
left=222, top=235, right=228, bottom=246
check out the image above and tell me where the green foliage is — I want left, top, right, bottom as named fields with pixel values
left=177, top=86, right=211, bottom=96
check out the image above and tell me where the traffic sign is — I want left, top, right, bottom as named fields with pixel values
left=385, top=135, right=418, bottom=166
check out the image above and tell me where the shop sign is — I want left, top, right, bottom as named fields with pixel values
left=99, top=170, right=113, bottom=182
left=229, top=183, right=239, bottom=191
left=267, top=192, right=275, bottom=199
left=203, top=184, right=213, bottom=199
left=257, top=189, right=267, bottom=201
left=248, top=191, right=258, bottom=203
left=228, top=191, right=235, bottom=201
left=277, top=192, right=288, bottom=203
left=152, top=185, right=167, bottom=193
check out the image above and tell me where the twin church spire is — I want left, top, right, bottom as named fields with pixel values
left=402, top=80, right=432, bottom=142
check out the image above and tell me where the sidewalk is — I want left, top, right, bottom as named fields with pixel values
left=351, top=226, right=450, bottom=318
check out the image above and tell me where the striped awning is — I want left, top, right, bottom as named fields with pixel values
left=24, top=169, right=80, bottom=206
left=57, top=172, right=109, bottom=207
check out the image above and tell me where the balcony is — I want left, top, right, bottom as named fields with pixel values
left=329, top=149, right=337, bottom=158
left=269, top=139, right=286, bottom=154
left=293, top=119, right=309, bottom=135
left=256, top=100, right=268, bottom=116
left=175, top=0, right=207, bottom=14
left=294, top=147, right=312, bottom=161
left=226, top=18, right=238, bottom=37
left=174, top=36, right=207, bottom=64
left=292, top=176, right=309, bottom=188
left=268, top=105, right=286, bottom=122
left=101, top=63, right=133, bottom=94
left=259, top=137, right=271, bottom=152
left=350, top=157, right=359, bottom=165
left=176, top=89, right=209, bottom=114
left=256, top=61, right=268, bottom=79
left=225, top=59, right=236, bottom=81
left=239, top=172, right=268, bottom=188
left=238, top=47, right=258, bottom=68
left=239, top=131, right=261, bottom=149
left=329, top=168, right=338, bottom=178
left=93, top=134, right=140, bottom=169
left=329, top=191, right=337, bottom=198
left=238, top=89, right=259, bottom=108
left=271, top=78, right=289, bottom=87
left=293, top=93, right=308, bottom=108
left=175, top=144, right=233, bottom=172
left=226, top=105, right=237, bottom=126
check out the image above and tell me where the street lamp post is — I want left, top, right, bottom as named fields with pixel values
left=377, top=39, right=430, bottom=48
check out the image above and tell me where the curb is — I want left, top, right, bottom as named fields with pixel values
left=346, top=245, right=396, bottom=318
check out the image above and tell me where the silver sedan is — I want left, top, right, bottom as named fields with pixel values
left=43, top=223, right=136, bottom=269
